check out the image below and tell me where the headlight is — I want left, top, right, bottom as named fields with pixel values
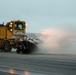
left=9, top=24, right=12, bottom=27
left=25, top=30, right=27, bottom=32
left=10, top=22, right=13, bottom=25
left=10, top=29, right=13, bottom=31
left=9, top=22, right=13, bottom=27
left=25, top=23, right=28, bottom=28
left=20, top=38, right=23, bottom=41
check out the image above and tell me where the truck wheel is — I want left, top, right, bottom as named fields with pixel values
left=16, top=49, right=20, bottom=54
left=2, top=41, right=12, bottom=52
left=29, top=42, right=37, bottom=53
left=22, top=42, right=36, bottom=54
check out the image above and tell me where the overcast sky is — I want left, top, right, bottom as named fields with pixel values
left=0, top=0, right=76, bottom=33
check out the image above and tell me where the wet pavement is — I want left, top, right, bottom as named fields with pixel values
left=0, top=69, right=48, bottom=75
left=0, top=71, right=18, bottom=75
left=0, top=52, right=76, bottom=75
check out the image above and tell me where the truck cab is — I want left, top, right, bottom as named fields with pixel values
left=6, top=20, right=27, bottom=40
left=0, top=20, right=36, bottom=54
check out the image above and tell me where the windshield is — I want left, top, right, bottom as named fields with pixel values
left=14, top=22, right=25, bottom=30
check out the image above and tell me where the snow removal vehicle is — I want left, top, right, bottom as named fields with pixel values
left=0, top=20, right=38, bottom=54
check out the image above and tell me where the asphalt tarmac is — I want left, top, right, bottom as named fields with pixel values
left=0, top=51, right=76, bottom=75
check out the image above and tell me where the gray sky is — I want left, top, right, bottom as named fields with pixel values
left=0, top=0, right=76, bottom=33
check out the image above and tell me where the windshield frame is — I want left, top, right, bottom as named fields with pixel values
left=14, top=22, right=25, bottom=30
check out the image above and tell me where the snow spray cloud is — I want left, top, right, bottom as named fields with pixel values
left=36, top=28, right=76, bottom=53
left=40, top=28, right=74, bottom=51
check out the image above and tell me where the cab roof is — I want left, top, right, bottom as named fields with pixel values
left=11, top=20, right=25, bottom=23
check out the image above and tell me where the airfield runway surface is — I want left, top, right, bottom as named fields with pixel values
left=0, top=51, right=76, bottom=75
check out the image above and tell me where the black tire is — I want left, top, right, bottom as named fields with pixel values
left=2, top=41, right=12, bottom=52
left=17, top=41, right=37, bottom=54
left=16, top=49, right=20, bottom=54
left=21, top=49, right=31, bottom=54
left=20, top=41, right=30, bottom=54
left=22, top=42, right=37, bottom=54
